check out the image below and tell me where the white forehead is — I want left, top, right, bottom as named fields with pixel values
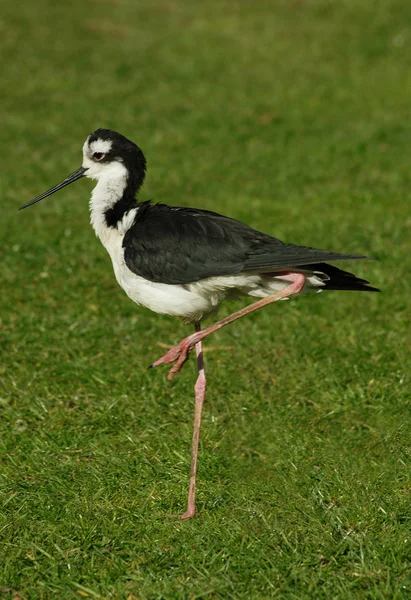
left=83, top=137, right=113, bottom=155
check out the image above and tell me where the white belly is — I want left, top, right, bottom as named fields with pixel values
left=98, top=226, right=216, bottom=321
left=116, top=266, right=324, bottom=323
left=118, top=265, right=217, bottom=322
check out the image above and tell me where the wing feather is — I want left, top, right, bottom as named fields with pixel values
left=123, top=202, right=369, bottom=284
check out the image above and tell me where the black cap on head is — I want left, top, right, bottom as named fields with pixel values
left=88, top=128, right=146, bottom=190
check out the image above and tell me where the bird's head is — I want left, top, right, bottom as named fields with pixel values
left=82, top=129, right=146, bottom=184
left=19, top=129, right=147, bottom=210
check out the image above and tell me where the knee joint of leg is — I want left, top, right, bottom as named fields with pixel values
left=194, top=374, right=206, bottom=394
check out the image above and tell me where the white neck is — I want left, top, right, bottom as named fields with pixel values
left=89, top=163, right=128, bottom=240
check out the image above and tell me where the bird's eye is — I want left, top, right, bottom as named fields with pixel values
left=93, top=152, right=105, bottom=161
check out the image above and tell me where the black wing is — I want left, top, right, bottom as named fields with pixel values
left=123, top=202, right=368, bottom=285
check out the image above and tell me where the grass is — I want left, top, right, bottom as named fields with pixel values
left=1, top=0, right=410, bottom=597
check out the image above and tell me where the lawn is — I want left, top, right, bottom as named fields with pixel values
left=1, top=0, right=410, bottom=598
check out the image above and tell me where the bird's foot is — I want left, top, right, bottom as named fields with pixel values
left=149, top=333, right=199, bottom=381
left=167, top=509, right=196, bottom=520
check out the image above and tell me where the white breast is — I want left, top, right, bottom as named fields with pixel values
left=102, top=234, right=217, bottom=323
left=89, top=183, right=217, bottom=322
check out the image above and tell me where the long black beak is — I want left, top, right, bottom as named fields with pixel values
left=18, top=166, right=88, bottom=210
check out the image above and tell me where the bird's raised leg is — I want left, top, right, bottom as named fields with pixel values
left=170, top=322, right=206, bottom=519
left=151, top=273, right=306, bottom=380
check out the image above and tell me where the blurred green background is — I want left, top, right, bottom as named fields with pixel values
left=0, top=0, right=410, bottom=598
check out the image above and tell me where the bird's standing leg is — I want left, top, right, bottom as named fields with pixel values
left=151, top=273, right=306, bottom=380
left=171, top=322, right=206, bottom=519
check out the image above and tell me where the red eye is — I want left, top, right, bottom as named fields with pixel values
left=93, top=152, right=105, bottom=160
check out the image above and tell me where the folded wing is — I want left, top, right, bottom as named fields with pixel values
left=123, top=202, right=370, bottom=285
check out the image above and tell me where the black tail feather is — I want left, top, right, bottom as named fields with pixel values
left=299, top=262, right=380, bottom=293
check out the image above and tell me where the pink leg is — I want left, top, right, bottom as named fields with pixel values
left=151, top=273, right=306, bottom=381
left=171, top=322, right=206, bottom=519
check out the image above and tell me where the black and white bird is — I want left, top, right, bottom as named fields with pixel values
left=19, top=129, right=379, bottom=519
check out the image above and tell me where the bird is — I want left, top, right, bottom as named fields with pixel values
left=19, top=128, right=379, bottom=519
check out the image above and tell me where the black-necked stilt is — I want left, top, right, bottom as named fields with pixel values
left=19, top=129, right=379, bottom=519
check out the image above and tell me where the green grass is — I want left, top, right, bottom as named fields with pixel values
left=1, top=0, right=410, bottom=597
